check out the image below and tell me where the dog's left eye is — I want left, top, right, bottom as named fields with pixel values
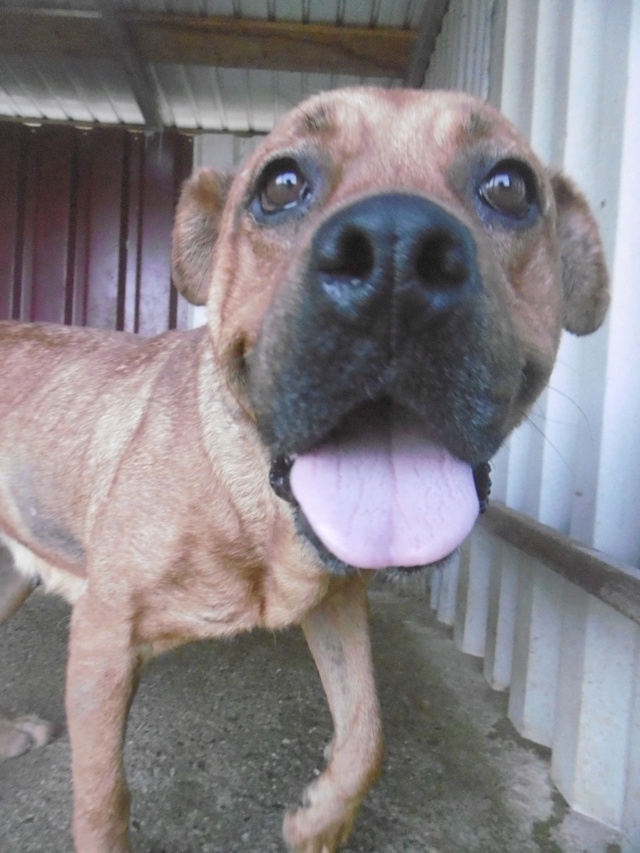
left=478, top=161, right=537, bottom=220
left=258, top=158, right=310, bottom=214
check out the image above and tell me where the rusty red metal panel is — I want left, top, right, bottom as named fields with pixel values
left=69, top=130, right=93, bottom=327
left=84, top=127, right=127, bottom=331
left=123, top=132, right=143, bottom=334
left=0, top=125, right=23, bottom=318
left=16, top=131, right=38, bottom=322
left=0, top=124, right=24, bottom=320
left=31, top=126, right=76, bottom=324
left=0, top=122, right=193, bottom=333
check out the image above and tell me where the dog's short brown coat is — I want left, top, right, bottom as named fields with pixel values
left=0, top=87, right=608, bottom=852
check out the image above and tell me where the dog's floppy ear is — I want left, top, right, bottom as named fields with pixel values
left=171, top=168, right=234, bottom=306
left=551, top=172, right=610, bottom=335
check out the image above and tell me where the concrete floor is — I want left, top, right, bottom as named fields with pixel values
left=0, top=582, right=627, bottom=853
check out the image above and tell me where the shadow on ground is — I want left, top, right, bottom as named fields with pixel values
left=0, top=584, right=625, bottom=853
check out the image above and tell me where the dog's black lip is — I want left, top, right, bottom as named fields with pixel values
left=473, top=461, right=492, bottom=514
left=269, top=454, right=295, bottom=503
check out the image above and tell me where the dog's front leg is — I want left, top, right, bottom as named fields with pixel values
left=283, top=575, right=383, bottom=853
left=66, top=592, right=140, bottom=853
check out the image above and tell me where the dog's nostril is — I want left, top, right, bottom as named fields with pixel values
left=414, top=231, right=469, bottom=289
left=318, top=226, right=375, bottom=283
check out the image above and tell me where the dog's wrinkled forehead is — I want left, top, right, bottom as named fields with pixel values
left=266, top=88, right=516, bottom=156
left=238, top=87, right=548, bottom=208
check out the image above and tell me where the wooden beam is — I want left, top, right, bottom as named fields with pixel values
left=0, top=10, right=110, bottom=59
left=0, top=9, right=416, bottom=78
left=133, top=15, right=415, bottom=77
left=480, top=502, right=640, bottom=627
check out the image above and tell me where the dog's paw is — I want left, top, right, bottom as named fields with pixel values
left=0, top=712, right=55, bottom=760
left=282, top=777, right=359, bottom=853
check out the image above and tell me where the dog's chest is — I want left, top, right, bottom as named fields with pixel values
left=128, top=512, right=327, bottom=646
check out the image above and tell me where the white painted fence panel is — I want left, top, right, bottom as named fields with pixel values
left=425, top=1, right=640, bottom=846
left=507, top=559, right=564, bottom=748
left=483, top=539, right=516, bottom=692
left=552, top=592, right=639, bottom=828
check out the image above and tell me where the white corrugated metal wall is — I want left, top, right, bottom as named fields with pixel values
left=425, top=1, right=640, bottom=845
left=426, top=0, right=640, bottom=564
left=493, top=0, right=639, bottom=565
left=191, top=1, right=640, bottom=843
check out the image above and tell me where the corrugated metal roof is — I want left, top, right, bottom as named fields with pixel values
left=0, top=0, right=425, bottom=27
left=0, top=0, right=435, bottom=132
left=0, top=55, right=145, bottom=125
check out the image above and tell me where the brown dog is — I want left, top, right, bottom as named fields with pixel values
left=0, top=87, right=608, bottom=852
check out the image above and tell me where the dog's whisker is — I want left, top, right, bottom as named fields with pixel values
left=519, top=413, right=572, bottom=472
left=543, top=385, right=596, bottom=444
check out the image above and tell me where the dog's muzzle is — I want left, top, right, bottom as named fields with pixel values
left=253, top=192, right=508, bottom=575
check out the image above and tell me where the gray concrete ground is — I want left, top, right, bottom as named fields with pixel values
left=0, top=582, right=627, bottom=853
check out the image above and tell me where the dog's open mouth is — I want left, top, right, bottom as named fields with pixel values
left=269, top=401, right=491, bottom=572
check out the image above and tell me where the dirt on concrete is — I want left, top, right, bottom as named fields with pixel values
left=0, top=581, right=627, bottom=853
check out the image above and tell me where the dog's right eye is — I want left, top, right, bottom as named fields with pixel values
left=257, top=158, right=310, bottom=215
left=477, top=159, right=539, bottom=224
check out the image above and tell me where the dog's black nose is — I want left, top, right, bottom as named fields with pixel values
left=310, top=193, right=478, bottom=334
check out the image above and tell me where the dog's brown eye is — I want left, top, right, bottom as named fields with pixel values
left=479, top=162, right=535, bottom=219
left=259, top=159, right=309, bottom=213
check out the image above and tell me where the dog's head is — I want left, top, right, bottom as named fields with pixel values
left=172, top=87, right=608, bottom=575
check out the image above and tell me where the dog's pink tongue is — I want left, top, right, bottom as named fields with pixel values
left=290, top=408, right=478, bottom=569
